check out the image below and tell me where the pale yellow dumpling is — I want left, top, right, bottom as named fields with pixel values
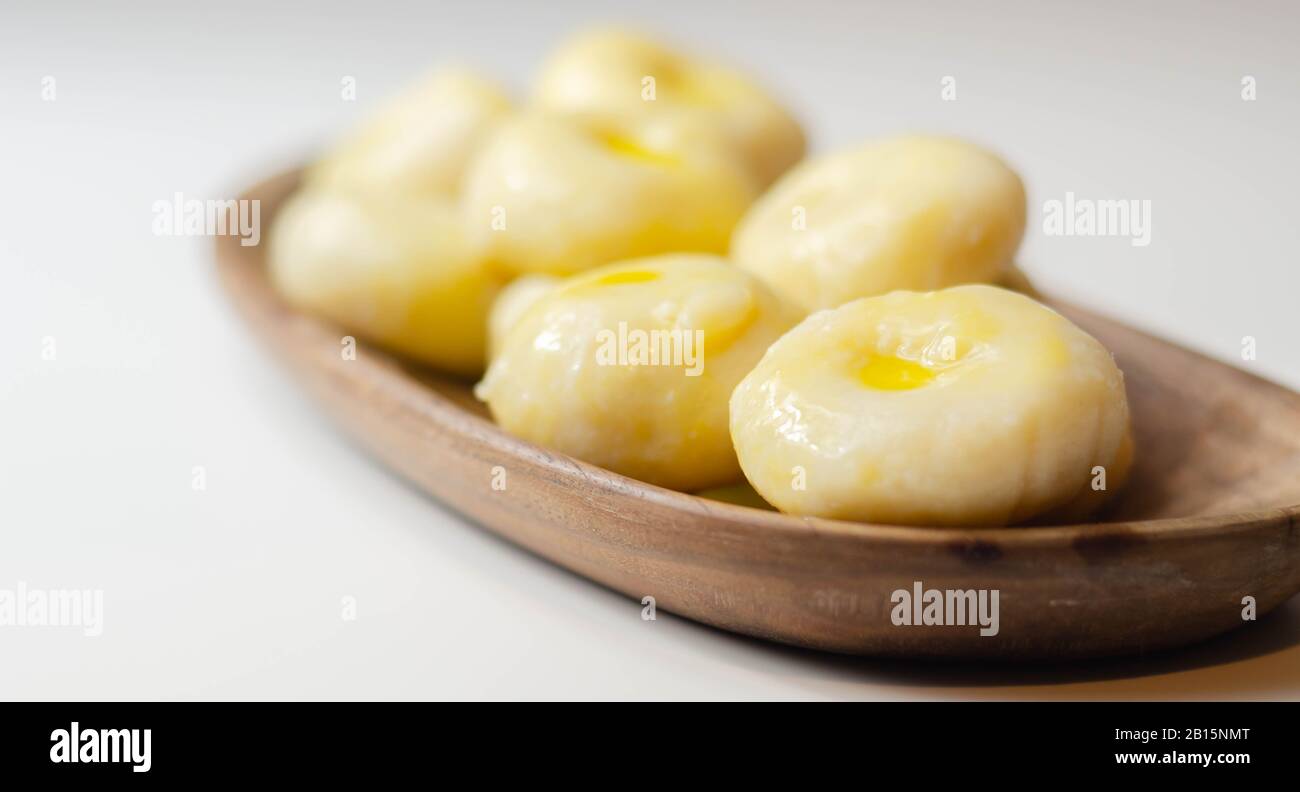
left=477, top=255, right=801, bottom=491
left=731, top=136, right=1027, bottom=313
left=269, top=190, right=503, bottom=376
left=461, top=112, right=756, bottom=276
left=308, top=68, right=512, bottom=197
left=534, top=28, right=806, bottom=187
left=730, top=285, right=1132, bottom=526
left=487, top=274, right=560, bottom=360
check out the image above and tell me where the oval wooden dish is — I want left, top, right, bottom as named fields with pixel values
left=216, top=170, right=1300, bottom=660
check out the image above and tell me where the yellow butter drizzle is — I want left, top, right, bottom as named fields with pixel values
left=857, top=355, right=937, bottom=391
left=592, top=269, right=662, bottom=286
left=598, top=133, right=680, bottom=167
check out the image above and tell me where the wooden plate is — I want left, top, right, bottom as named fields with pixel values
left=216, top=170, right=1300, bottom=660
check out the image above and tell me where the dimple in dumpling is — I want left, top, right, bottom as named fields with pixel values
left=462, top=111, right=757, bottom=276
left=308, top=68, right=512, bottom=197
left=476, top=255, right=801, bottom=491
left=269, top=189, right=503, bottom=376
left=731, top=136, right=1027, bottom=313
left=533, top=28, right=806, bottom=187
left=729, top=285, right=1132, bottom=526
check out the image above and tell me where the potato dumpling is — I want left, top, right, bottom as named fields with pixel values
left=308, top=68, right=512, bottom=197
left=731, top=136, right=1027, bottom=313
left=461, top=112, right=756, bottom=276
left=534, top=28, right=805, bottom=187
left=269, top=189, right=502, bottom=376
left=487, top=274, right=560, bottom=360
left=730, top=285, right=1131, bottom=526
left=476, top=255, right=800, bottom=490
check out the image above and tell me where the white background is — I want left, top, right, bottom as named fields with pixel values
left=2, top=0, right=1298, bottom=699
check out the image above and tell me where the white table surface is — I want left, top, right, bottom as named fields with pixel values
left=2, top=0, right=1298, bottom=700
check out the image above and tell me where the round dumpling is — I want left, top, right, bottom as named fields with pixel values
left=730, top=285, right=1132, bottom=526
left=731, top=136, right=1026, bottom=313
left=477, top=254, right=800, bottom=490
